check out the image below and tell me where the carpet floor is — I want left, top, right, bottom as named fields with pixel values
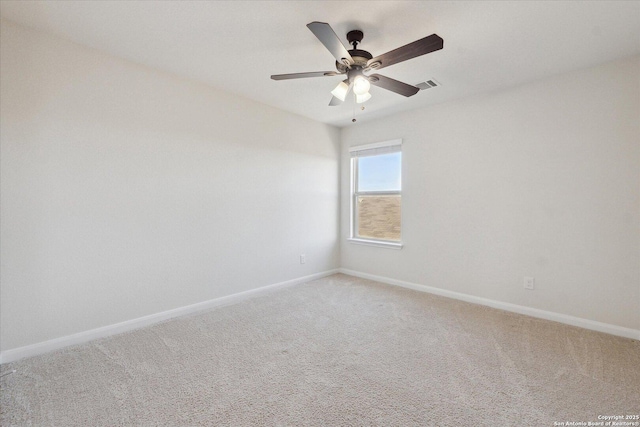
left=1, top=274, right=639, bottom=426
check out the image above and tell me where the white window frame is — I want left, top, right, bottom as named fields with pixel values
left=348, top=139, right=403, bottom=249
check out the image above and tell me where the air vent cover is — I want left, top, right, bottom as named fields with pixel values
left=416, top=79, right=440, bottom=90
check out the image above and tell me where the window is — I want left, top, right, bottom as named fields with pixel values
left=349, top=140, right=402, bottom=248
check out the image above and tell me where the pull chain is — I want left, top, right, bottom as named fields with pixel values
left=352, top=94, right=356, bottom=122
left=351, top=94, right=365, bottom=123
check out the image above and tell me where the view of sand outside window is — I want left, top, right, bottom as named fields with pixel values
left=357, top=195, right=401, bottom=240
left=353, top=147, right=402, bottom=242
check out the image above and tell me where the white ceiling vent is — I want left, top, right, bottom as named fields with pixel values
left=416, top=79, right=440, bottom=90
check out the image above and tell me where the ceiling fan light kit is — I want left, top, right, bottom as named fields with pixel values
left=331, top=80, right=351, bottom=102
left=353, top=75, right=371, bottom=96
left=356, top=92, right=372, bottom=104
left=271, top=22, right=444, bottom=112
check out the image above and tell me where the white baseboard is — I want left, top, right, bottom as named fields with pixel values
left=339, top=268, right=640, bottom=341
left=0, top=269, right=339, bottom=364
left=3, top=267, right=636, bottom=364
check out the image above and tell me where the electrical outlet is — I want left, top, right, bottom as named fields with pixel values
left=300, top=254, right=306, bottom=264
left=524, top=277, right=535, bottom=290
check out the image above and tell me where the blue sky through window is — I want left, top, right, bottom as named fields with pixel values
left=357, top=152, right=401, bottom=192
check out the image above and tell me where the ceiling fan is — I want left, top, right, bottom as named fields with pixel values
left=271, top=22, right=444, bottom=106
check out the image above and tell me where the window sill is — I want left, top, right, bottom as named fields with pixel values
left=347, top=238, right=403, bottom=250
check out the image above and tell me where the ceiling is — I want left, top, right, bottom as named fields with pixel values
left=1, top=1, right=639, bottom=127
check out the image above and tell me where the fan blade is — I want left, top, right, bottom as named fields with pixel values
left=367, top=34, right=443, bottom=71
left=307, top=22, right=354, bottom=65
left=271, top=71, right=340, bottom=80
left=368, top=74, right=420, bottom=97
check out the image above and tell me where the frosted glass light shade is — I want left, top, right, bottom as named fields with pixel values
left=356, top=92, right=372, bottom=104
left=353, top=76, right=371, bottom=95
left=331, top=81, right=350, bottom=102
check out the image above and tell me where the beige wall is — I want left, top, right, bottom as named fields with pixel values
left=0, top=20, right=340, bottom=351
left=341, top=56, right=640, bottom=330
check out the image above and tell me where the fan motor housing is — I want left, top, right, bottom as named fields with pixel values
left=336, top=50, right=373, bottom=72
left=336, top=49, right=372, bottom=69
left=349, top=49, right=373, bottom=64
left=336, top=29, right=373, bottom=72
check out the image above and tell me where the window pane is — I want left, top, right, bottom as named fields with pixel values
left=357, top=195, right=401, bottom=241
left=357, top=152, right=401, bottom=192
